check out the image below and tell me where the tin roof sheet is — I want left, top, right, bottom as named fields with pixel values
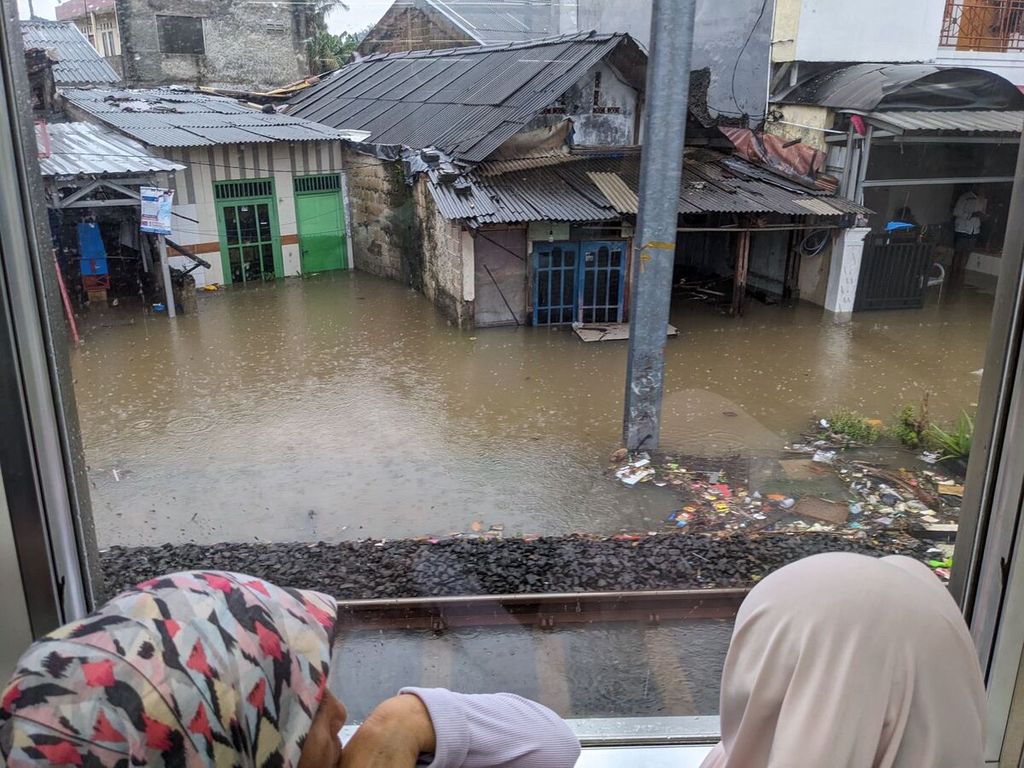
left=21, top=19, right=119, bottom=85
left=36, top=121, right=184, bottom=177
left=864, top=109, right=1024, bottom=135
left=289, top=32, right=645, bottom=163
left=429, top=148, right=868, bottom=225
left=63, top=88, right=360, bottom=147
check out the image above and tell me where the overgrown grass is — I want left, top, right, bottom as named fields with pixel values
left=824, top=410, right=881, bottom=445
left=926, top=411, right=974, bottom=460
left=892, top=397, right=930, bottom=449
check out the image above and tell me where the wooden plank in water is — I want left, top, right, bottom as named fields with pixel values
left=574, top=323, right=679, bottom=343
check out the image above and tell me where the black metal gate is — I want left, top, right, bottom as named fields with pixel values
left=854, top=234, right=936, bottom=311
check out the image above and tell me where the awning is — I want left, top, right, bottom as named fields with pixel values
left=860, top=110, right=1023, bottom=137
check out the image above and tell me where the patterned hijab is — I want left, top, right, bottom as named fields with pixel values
left=0, top=571, right=338, bottom=767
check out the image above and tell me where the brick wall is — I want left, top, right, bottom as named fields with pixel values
left=357, top=5, right=476, bottom=56
left=342, top=146, right=473, bottom=327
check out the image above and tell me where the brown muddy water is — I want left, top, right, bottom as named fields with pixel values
left=71, top=273, right=993, bottom=547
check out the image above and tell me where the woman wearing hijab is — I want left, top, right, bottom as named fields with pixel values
left=702, top=552, right=986, bottom=768
left=0, top=571, right=580, bottom=768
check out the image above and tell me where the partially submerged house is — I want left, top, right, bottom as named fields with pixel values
left=288, top=32, right=867, bottom=328
left=62, top=88, right=365, bottom=287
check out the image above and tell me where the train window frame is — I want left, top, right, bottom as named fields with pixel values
left=5, top=0, right=1024, bottom=760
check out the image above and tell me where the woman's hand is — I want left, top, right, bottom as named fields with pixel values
left=340, top=694, right=436, bottom=768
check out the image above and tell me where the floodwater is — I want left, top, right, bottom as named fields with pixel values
left=71, top=272, right=993, bottom=547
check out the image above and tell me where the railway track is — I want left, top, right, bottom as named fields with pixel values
left=336, top=587, right=749, bottom=631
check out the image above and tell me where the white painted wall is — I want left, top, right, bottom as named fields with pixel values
left=934, top=49, right=1024, bottom=87
left=163, top=141, right=347, bottom=286
left=791, top=0, right=944, bottom=63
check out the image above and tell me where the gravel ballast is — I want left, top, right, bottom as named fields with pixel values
left=101, top=532, right=927, bottom=601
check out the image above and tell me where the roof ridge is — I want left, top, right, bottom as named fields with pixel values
left=360, top=30, right=620, bottom=63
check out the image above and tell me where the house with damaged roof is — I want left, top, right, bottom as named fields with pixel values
left=289, top=32, right=868, bottom=329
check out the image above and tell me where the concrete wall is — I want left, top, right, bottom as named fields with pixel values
left=774, top=0, right=944, bottom=63
left=341, top=146, right=473, bottom=326
left=764, top=104, right=832, bottom=153
left=577, top=0, right=774, bottom=125
left=523, top=61, right=639, bottom=146
left=115, top=0, right=311, bottom=87
left=158, top=140, right=346, bottom=286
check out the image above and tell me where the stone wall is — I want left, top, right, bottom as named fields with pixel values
left=341, top=146, right=473, bottom=327
left=414, top=178, right=473, bottom=327
left=357, top=5, right=475, bottom=57
left=115, top=0, right=311, bottom=88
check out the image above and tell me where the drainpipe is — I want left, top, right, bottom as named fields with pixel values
left=622, top=0, right=696, bottom=452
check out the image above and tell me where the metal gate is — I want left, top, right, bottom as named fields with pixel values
left=579, top=241, right=627, bottom=323
left=533, top=241, right=627, bottom=325
left=533, top=242, right=579, bottom=325
left=854, top=234, right=936, bottom=311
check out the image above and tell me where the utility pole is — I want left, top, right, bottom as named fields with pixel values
left=622, top=0, right=696, bottom=452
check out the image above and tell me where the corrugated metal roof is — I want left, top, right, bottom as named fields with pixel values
left=864, top=110, right=1024, bottom=135
left=62, top=88, right=361, bottom=147
left=36, top=121, right=184, bottom=178
left=775, top=63, right=1023, bottom=111
left=20, top=19, right=119, bottom=85
left=289, top=32, right=644, bottom=163
left=429, top=148, right=868, bottom=225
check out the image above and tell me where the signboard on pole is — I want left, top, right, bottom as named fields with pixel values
left=140, top=187, right=174, bottom=235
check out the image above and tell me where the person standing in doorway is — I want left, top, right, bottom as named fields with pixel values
left=952, top=186, right=987, bottom=287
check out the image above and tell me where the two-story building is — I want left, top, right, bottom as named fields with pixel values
left=767, top=0, right=1024, bottom=305
left=55, top=0, right=122, bottom=75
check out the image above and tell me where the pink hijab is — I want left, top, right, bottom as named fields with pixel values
left=702, top=553, right=985, bottom=768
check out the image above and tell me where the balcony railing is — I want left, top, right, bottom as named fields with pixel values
left=940, top=0, right=1024, bottom=52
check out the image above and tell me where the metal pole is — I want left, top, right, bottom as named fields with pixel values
left=622, top=0, right=696, bottom=452
left=158, top=235, right=176, bottom=318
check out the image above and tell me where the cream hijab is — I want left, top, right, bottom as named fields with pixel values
left=701, top=552, right=985, bottom=768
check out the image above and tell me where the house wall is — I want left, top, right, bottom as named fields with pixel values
left=341, top=146, right=473, bottom=326
left=773, top=0, right=943, bottom=63
left=764, top=104, right=832, bottom=153
left=114, top=0, right=311, bottom=88
left=357, top=4, right=476, bottom=57
left=474, top=227, right=528, bottom=327
left=577, top=0, right=774, bottom=125
left=523, top=61, right=640, bottom=146
left=158, top=140, right=346, bottom=286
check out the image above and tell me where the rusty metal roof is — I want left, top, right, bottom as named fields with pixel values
left=21, top=19, right=119, bottom=85
left=36, top=121, right=184, bottom=178
left=429, top=148, right=867, bottom=225
left=288, top=32, right=645, bottom=163
left=63, top=88, right=362, bottom=147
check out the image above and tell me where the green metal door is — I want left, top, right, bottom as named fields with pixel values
left=214, top=179, right=283, bottom=285
left=295, top=175, right=347, bottom=273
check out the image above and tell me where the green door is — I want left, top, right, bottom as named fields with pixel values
left=295, top=175, right=347, bottom=273
left=214, top=179, right=283, bottom=285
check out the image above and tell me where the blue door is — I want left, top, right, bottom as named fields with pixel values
left=579, top=241, right=627, bottom=324
left=533, top=242, right=579, bottom=326
left=532, top=240, right=628, bottom=326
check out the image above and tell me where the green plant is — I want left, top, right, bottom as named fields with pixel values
left=892, top=395, right=930, bottom=449
left=824, top=410, right=881, bottom=445
left=926, top=411, right=974, bottom=460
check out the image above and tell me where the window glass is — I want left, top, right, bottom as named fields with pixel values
left=13, top=0, right=1024, bottom=733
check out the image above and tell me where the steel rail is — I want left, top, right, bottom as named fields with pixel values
left=335, top=588, right=748, bottom=631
